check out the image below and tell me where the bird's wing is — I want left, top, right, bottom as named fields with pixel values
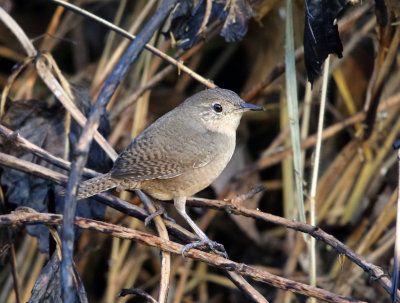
left=110, top=129, right=221, bottom=181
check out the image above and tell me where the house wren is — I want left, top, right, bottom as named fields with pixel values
left=76, top=88, right=264, bottom=255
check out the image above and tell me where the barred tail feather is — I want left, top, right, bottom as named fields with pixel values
left=77, top=173, right=119, bottom=199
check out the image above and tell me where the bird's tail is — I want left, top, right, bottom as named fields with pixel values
left=76, top=173, right=120, bottom=199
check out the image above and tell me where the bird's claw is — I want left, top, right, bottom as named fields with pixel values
left=161, top=211, right=175, bottom=224
left=144, top=210, right=162, bottom=227
left=181, top=240, right=228, bottom=258
left=144, top=206, right=175, bottom=227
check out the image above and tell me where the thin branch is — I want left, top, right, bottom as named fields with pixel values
left=0, top=151, right=198, bottom=243
left=231, top=185, right=266, bottom=206
left=60, top=1, right=179, bottom=301
left=0, top=147, right=266, bottom=302
left=0, top=6, right=117, bottom=160
left=119, top=288, right=158, bottom=303
left=197, top=0, right=213, bottom=35
left=242, top=47, right=303, bottom=102
left=237, top=92, right=400, bottom=178
left=0, top=124, right=99, bottom=178
left=309, top=55, right=331, bottom=303
left=0, top=210, right=366, bottom=303
left=392, top=147, right=400, bottom=302
left=242, top=1, right=373, bottom=103
left=49, top=0, right=215, bottom=89
left=73, top=265, right=89, bottom=303
left=225, top=272, right=270, bottom=303
left=137, top=192, right=171, bottom=303
left=9, top=245, right=21, bottom=303
left=0, top=150, right=397, bottom=300
left=109, top=38, right=209, bottom=120
left=187, top=196, right=399, bottom=301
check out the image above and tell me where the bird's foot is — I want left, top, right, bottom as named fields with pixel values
left=181, top=239, right=228, bottom=259
left=144, top=205, right=175, bottom=227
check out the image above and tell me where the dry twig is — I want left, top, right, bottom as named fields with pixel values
left=0, top=210, right=366, bottom=303
left=0, top=151, right=397, bottom=300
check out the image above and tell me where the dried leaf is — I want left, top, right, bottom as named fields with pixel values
left=304, top=0, right=348, bottom=84
left=169, top=0, right=253, bottom=49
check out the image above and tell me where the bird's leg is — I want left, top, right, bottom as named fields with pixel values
left=174, top=197, right=228, bottom=258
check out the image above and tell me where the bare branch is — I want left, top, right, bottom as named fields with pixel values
left=187, top=196, right=399, bottom=300
left=0, top=210, right=366, bottom=303
left=0, top=151, right=395, bottom=300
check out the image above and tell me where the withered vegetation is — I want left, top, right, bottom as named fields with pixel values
left=0, top=1, right=399, bottom=302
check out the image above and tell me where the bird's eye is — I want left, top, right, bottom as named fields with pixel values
left=213, top=103, right=223, bottom=113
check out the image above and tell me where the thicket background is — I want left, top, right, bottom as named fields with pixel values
left=0, top=0, right=399, bottom=302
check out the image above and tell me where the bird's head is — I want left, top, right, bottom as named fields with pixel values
left=181, top=88, right=264, bottom=135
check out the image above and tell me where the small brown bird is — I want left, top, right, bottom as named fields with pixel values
left=77, top=88, right=263, bottom=254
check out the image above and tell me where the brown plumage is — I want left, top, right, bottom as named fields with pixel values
left=77, top=88, right=264, bottom=255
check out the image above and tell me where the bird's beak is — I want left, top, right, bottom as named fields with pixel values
left=239, top=102, right=265, bottom=112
